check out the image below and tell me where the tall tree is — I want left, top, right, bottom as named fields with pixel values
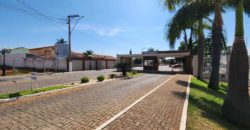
left=208, top=0, right=224, bottom=90
left=56, top=38, right=67, bottom=44
left=83, top=50, right=94, bottom=70
left=165, top=1, right=214, bottom=80
left=197, top=19, right=205, bottom=80
left=164, top=0, right=192, bottom=50
left=222, top=0, right=250, bottom=129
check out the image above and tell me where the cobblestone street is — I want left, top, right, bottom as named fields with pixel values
left=0, top=74, right=190, bottom=130
left=0, top=69, right=118, bottom=94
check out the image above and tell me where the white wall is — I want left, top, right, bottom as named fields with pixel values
left=91, top=60, right=96, bottom=70
left=0, top=53, right=67, bottom=71
left=84, top=60, right=97, bottom=70
left=0, top=53, right=26, bottom=68
left=57, top=59, right=67, bottom=70
left=72, top=60, right=83, bottom=71
left=0, top=54, right=115, bottom=71
left=107, top=61, right=115, bottom=69
left=192, top=55, right=198, bottom=77
left=24, top=58, right=67, bottom=71
left=97, top=60, right=106, bottom=69
left=84, top=60, right=90, bottom=70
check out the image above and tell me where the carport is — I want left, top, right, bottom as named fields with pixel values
left=117, top=50, right=192, bottom=74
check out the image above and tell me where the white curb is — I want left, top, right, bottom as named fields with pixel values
left=179, top=75, right=192, bottom=130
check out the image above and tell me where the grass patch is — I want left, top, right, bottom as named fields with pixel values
left=127, top=71, right=140, bottom=77
left=0, top=85, right=71, bottom=99
left=187, top=77, right=245, bottom=130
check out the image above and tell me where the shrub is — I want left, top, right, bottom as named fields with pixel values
left=80, top=77, right=89, bottom=83
left=97, top=75, right=105, bottom=82
left=109, top=74, right=117, bottom=79
left=131, top=71, right=138, bottom=75
left=116, top=61, right=132, bottom=77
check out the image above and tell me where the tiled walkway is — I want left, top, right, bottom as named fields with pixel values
left=104, top=75, right=190, bottom=130
left=0, top=74, right=190, bottom=130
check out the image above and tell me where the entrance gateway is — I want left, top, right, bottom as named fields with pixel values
left=117, top=50, right=192, bottom=74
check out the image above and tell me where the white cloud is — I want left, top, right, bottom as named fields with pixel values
left=77, top=23, right=122, bottom=37
left=97, top=28, right=121, bottom=36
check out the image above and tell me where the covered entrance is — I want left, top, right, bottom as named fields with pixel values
left=117, top=50, right=192, bottom=74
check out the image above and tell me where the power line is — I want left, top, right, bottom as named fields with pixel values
left=15, top=0, right=66, bottom=22
left=0, top=1, right=67, bottom=37
left=0, top=1, right=66, bottom=24
left=71, top=16, right=84, bottom=33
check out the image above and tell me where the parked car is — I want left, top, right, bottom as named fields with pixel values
left=172, top=64, right=182, bottom=68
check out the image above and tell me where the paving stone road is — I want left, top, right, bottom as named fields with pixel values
left=0, top=69, right=118, bottom=94
left=0, top=73, right=185, bottom=130
left=104, top=75, right=190, bottom=130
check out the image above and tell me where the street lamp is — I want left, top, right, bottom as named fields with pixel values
left=0, top=48, right=11, bottom=76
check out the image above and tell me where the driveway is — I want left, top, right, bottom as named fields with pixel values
left=0, top=74, right=190, bottom=130
left=0, top=69, right=117, bottom=94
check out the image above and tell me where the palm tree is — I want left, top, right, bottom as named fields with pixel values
left=222, top=0, right=250, bottom=128
left=147, top=47, right=158, bottom=52
left=165, top=1, right=214, bottom=80
left=164, top=0, right=192, bottom=50
left=56, top=38, right=67, bottom=44
left=208, top=0, right=224, bottom=90
left=83, top=50, right=94, bottom=70
left=197, top=19, right=205, bottom=80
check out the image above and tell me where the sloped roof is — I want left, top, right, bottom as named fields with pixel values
left=72, top=52, right=116, bottom=60
left=29, top=46, right=54, bottom=50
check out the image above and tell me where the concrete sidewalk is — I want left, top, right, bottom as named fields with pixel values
left=104, top=74, right=190, bottom=130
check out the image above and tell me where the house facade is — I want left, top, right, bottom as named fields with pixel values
left=1, top=43, right=116, bottom=72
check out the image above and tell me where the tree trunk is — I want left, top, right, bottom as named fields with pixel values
left=189, top=28, right=193, bottom=54
left=184, top=29, right=188, bottom=50
left=208, top=1, right=223, bottom=90
left=223, top=0, right=250, bottom=128
left=197, top=19, right=205, bottom=80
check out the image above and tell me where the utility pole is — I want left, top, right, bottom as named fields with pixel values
left=0, top=49, right=11, bottom=76
left=67, top=14, right=80, bottom=72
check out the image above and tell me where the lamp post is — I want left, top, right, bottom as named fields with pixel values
left=0, top=48, right=11, bottom=76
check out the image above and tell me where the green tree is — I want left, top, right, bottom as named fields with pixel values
left=116, top=61, right=131, bottom=77
left=165, top=0, right=214, bottom=80
left=83, top=50, right=94, bottom=70
left=222, top=0, right=250, bottom=128
left=164, top=0, right=193, bottom=50
left=147, top=47, right=158, bottom=52
left=56, top=38, right=67, bottom=44
left=208, top=0, right=224, bottom=90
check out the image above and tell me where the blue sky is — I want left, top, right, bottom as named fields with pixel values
left=0, top=0, right=250, bottom=56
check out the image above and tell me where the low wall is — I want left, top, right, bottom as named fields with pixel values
left=0, top=53, right=67, bottom=71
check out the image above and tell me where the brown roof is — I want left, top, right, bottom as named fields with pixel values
left=72, top=52, right=85, bottom=59
left=93, top=54, right=116, bottom=60
left=29, top=46, right=54, bottom=50
left=72, top=52, right=116, bottom=60
left=27, top=49, right=116, bottom=60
